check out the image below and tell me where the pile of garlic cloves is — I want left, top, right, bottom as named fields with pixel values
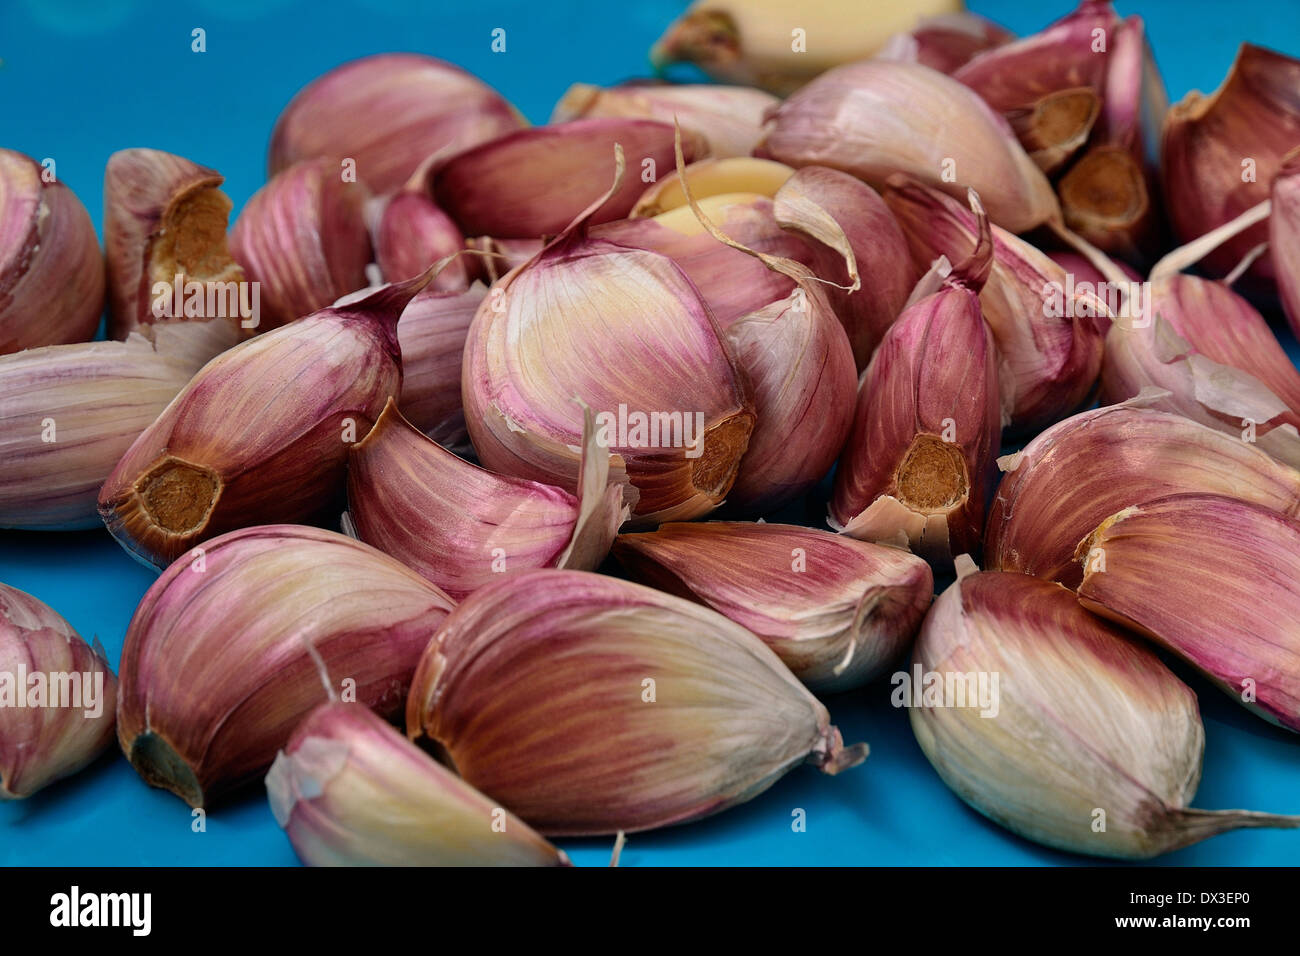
left=5, top=0, right=1300, bottom=867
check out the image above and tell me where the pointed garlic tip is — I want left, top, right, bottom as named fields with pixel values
left=830, top=260, right=1001, bottom=565
left=0, top=337, right=196, bottom=530
left=757, top=59, right=1057, bottom=234
left=552, top=83, right=780, bottom=159
left=651, top=0, right=964, bottom=94
left=883, top=175, right=1107, bottom=431
left=875, top=12, right=1015, bottom=75
left=268, top=52, right=524, bottom=196
left=613, top=522, right=932, bottom=692
left=984, top=401, right=1300, bottom=588
left=347, top=397, right=624, bottom=600
left=229, top=157, right=372, bottom=329
left=1162, top=43, right=1300, bottom=282
left=1077, top=494, right=1300, bottom=734
left=396, top=281, right=487, bottom=447
left=405, top=569, right=865, bottom=835
left=1272, top=149, right=1300, bottom=338
left=97, top=289, right=405, bottom=568
left=911, top=570, right=1300, bottom=859
left=116, top=526, right=454, bottom=808
left=772, top=166, right=916, bottom=369
left=373, top=190, right=467, bottom=288
left=0, top=148, right=104, bottom=356
left=266, top=703, right=568, bottom=866
left=430, top=119, right=707, bottom=239
left=0, top=584, right=118, bottom=799
left=630, top=157, right=794, bottom=218
left=102, top=148, right=247, bottom=357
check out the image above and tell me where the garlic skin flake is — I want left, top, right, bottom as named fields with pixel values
left=913, top=570, right=1300, bottom=859
left=1271, top=150, right=1300, bottom=339
left=267, top=703, right=569, bottom=867
left=406, top=569, right=866, bottom=836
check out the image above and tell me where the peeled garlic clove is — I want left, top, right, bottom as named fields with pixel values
left=0, top=149, right=104, bottom=355
left=773, top=167, right=916, bottom=369
left=229, top=158, right=372, bottom=329
left=267, top=702, right=568, bottom=866
left=1162, top=44, right=1300, bottom=282
left=1271, top=150, right=1300, bottom=339
left=98, top=277, right=425, bottom=569
left=650, top=0, right=963, bottom=94
left=432, top=119, right=707, bottom=239
left=553, top=82, right=778, bottom=159
left=463, top=149, right=753, bottom=524
left=0, top=336, right=197, bottom=530
left=913, top=569, right=1300, bottom=859
left=830, top=194, right=1001, bottom=564
left=614, top=522, right=932, bottom=692
left=406, top=568, right=867, bottom=835
left=373, top=191, right=466, bottom=289
left=1078, top=494, right=1300, bottom=733
left=875, top=12, right=1015, bottom=75
left=118, top=525, right=454, bottom=807
left=103, top=149, right=247, bottom=361
left=348, top=398, right=625, bottom=600
left=757, top=59, right=1058, bottom=234
left=883, top=176, right=1105, bottom=431
left=396, top=282, right=486, bottom=448
left=1, top=584, right=117, bottom=799
left=268, top=53, right=524, bottom=196
left=630, top=157, right=795, bottom=218
left=986, top=396, right=1300, bottom=588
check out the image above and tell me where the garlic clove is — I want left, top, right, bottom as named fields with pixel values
left=830, top=192, right=1001, bottom=565
left=372, top=190, right=467, bottom=289
left=1004, top=88, right=1100, bottom=174
left=268, top=52, right=524, bottom=196
left=464, top=236, right=544, bottom=284
left=756, top=59, right=1059, bottom=234
left=1271, top=149, right=1300, bottom=339
left=1077, top=494, right=1300, bottom=733
left=985, top=395, right=1300, bottom=587
left=883, top=176, right=1106, bottom=431
left=553, top=82, right=779, bottom=159
left=347, top=398, right=626, bottom=600
left=614, top=522, right=932, bottom=692
left=103, top=148, right=247, bottom=360
left=98, top=276, right=427, bottom=569
left=0, top=335, right=197, bottom=530
left=629, top=157, right=795, bottom=218
left=875, top=11, right=1015, bottom=75
left=431, top=119, right=707, bottom=239
left=650, top=0, right=964, bottom=94
left=396, top=281, right=487, bottom=449
left=912, top=569, right=1300, bottom=859
left=117, top=525, right=455, bottom=808
left=267, top=702, right=569, bottom=866
left=1, top=584, right=117, bottom=799
left=0, top=149, right=104, bottom=355
left=405, top=568, right=867, bottom=836
left=229, top=158, right=372, bottom=329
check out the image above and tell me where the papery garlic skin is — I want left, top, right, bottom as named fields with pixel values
left=1078, top=494, right=1300, bottom=733
left=0, top=584, right=118, bottom=799
left=432, top=119, right=707, bottom=239
left=986, top=398, right=1300, bottom=588
left=396, top=282, right=486, bottom=448
left=117, top=525, right=455, bottom=808
left=650, top=0, right=963, bottom=94
left=553, top=83, right=778, bottom=159
left=373, top=191, right=467, bottom=289
left=1271, top=151, right=1300, bottom=339
left=229, top=158, right=372, bottom=329
left=757, top=60, right=1058, bottom=234
left=348, top=398, right=625, bottom=600
left=267, top=703, right=568, bottom=867
left=875, top=12, right=1015, bottom=75
left=912, top=570, right=1299, bottom=859
left=406, top=569, right=866, bottom=835
left=103, top=148, right=247, bottom=358
left=268, top=53, right=524, bottom=196
left=0, top=149, right=104, bottom=355
left=0, top=336, right=197, bottom=530
left=98, top=278, right=423, bottom=569
left=614, top=522, right=932, bottom=691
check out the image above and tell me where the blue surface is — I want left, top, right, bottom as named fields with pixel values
left=3, top=0, right=1300, bottom=866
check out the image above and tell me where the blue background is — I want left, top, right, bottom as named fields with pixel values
left=3, top=0, right=1300, bottom=866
